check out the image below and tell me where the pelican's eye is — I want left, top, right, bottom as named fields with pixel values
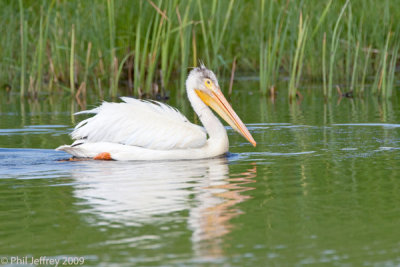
left=204, top=79, right=213, bottom=89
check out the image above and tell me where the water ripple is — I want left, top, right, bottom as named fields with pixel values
left=333, top=123, right=400, bottom=128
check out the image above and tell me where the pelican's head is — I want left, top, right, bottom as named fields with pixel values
left=186, top=64, right=256, bottom=147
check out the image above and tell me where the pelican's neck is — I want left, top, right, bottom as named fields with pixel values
left=187, top=89, right=229, bottom=148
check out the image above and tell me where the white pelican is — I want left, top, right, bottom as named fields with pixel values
left=57, top=64, right=256, bottom=160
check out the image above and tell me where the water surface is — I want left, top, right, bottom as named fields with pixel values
left=1, top=87, right=400, bottom=266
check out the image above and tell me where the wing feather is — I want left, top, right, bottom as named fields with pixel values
left=71, top=97, right=206, bottom=150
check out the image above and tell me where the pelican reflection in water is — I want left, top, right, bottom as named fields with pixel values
left=71, top=158, right=256, bottom=258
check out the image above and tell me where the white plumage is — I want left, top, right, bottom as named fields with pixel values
left=72, top=97, right=206, bottom=150
left=57, top=65, right=256, bottom=160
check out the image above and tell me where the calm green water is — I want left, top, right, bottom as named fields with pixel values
left=1, top=84, right=400, bottom=266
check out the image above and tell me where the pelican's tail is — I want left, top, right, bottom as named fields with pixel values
left=56, top=141, right=92, bottom=158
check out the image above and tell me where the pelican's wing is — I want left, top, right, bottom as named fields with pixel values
left=71, top=97, right=206, bottom=150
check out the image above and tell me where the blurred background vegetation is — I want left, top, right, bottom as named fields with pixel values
left=1, top=0, right=399, bottom=99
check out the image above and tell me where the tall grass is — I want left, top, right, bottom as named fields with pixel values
left=259, top=0, right=288, bottom=95
left=326, top=0, right=349, bottom=98
left=107, top=0, right=117, bottom=97
left=177, top=0, right=193, bottom=95
left=373, top=31, right=400, bottom=99
left=288, top=13, right=308, bottom=100
left=69, top=24, right=75, bottom=94
left=1, top=0, right=399, bottom=99
left=18, top=0, right=27, bottom=97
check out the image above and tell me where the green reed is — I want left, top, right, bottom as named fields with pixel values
left=327, top=0, right=349, bottom=98
left=322, top=32, right=327, bottom=97
left=69, top=24, right=75, bottom=94
left=373, top=31, right=391, bottom=97
left=1, top=0, right=399, bottom=99
left=18, top=0, right=27, bottom=97
left=360, top=46, right=372, bottom=95
left=107, top=0, right=117, bottom=96
left=133, top=1, right=142, bottom=96
left=259, top=0, right=288, bottom=94
left=178, top=1, right=193, bottom=94
left=350, top=40, right=360, bottom=94
left=160, top=1, right=178, bottom=92
left=386, top=43, right=399, bottom=99
left=374, top=31, right=399, bottom=99
left=288, top=13, right=308, bottom=100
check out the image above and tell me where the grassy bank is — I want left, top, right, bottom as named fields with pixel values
left=1, top=0, right=399, bottom=99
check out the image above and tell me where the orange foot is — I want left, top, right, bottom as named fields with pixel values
left=94, top=152, right=112, bottom=160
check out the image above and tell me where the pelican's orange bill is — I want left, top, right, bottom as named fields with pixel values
left=195, top=88, right=256, bottom=147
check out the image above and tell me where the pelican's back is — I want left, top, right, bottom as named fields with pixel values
left=71, top=97, right=207, bottom=150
